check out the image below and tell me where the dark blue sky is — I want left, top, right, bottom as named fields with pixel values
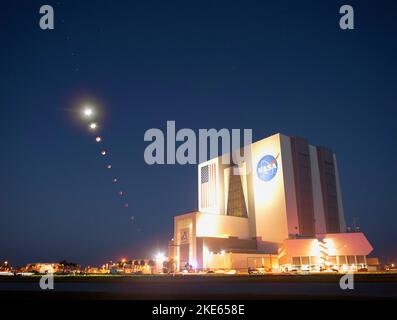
left=0, top=0, right=396, bottom=266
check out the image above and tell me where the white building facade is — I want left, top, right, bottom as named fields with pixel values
left=172, top=133, right=373, bottom=272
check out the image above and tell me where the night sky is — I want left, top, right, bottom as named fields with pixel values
left=1, top=0, right=396, bottom=266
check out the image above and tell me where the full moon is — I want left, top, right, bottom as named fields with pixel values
left=82, top=107, right=94, bottom=118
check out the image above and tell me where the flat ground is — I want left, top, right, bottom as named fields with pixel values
left=1, top=273, right=396, bottom=300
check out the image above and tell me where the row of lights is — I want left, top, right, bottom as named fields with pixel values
left=80, top=105, right=132, bottom=216
left=117, top=253, right=166, bottom=266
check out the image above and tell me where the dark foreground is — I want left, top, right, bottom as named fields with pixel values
left=1, top=273, right=397, bottom=300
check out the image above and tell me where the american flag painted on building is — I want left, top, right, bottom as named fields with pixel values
left=200, top=163, right=217, bottom=208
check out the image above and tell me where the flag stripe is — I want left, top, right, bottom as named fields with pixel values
left=200, top=163, right=216, bottom=208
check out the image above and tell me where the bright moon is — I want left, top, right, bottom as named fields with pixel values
left=82, top=107, right=94, bottom=117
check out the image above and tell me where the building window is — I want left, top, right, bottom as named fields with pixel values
left=356, top=256, right=365, bottom=264
left=338, top=256, right=347, bottom=265
left=328, top=256, right=337, bottom=265
left=292, top=257, right=301, bottom=266
left=310, top=256, right=319, bottom=265
left=347, top=256, right=356, bottom=265
left=227, top=170, right=248, bottom=218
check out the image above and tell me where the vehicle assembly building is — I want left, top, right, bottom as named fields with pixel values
left=170, top=133, right=373, bottom=272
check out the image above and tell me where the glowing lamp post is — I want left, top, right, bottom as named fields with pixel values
left=155, top=252, right=166, bottom=273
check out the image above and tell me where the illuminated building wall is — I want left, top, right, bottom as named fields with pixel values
left=174, top=133, right=371, bottom=271
left=196, top=133, right=346, bottom=241
left=249, top=133, right=297, bottom=242
left=278, top=232, right=373, bottom=271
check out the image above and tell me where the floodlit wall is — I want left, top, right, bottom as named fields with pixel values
left=279, top=232, right=373, bottom=267
left=231, top=253, right=279, bottom=270
left=174, top=133, right=374, bottom=271
left=204, top=252, right=278, bottom=271
left=250, top=133, right=296, bottom=242
left=195, top=212, right=250, bottom=239
left=320, top=232, right=373, bottom=256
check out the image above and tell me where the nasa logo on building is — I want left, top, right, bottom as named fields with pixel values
left=257, top=154, right=279, bottom=181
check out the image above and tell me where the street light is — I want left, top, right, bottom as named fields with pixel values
left=155, top=252, right=166, bottom=264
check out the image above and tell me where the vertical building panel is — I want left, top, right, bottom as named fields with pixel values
left=280, top=135, right=300, bottom=237
left=226, top=166, right=248, bottom=218
left=250, top=133, right=290, bottom=243
left=317, top=147, right=341, bottom=233
left=333, top=154, right=346, bottom=232
left=290, top=137, right=315, bottom=237
left=309, top=145, right=327, bottom=234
